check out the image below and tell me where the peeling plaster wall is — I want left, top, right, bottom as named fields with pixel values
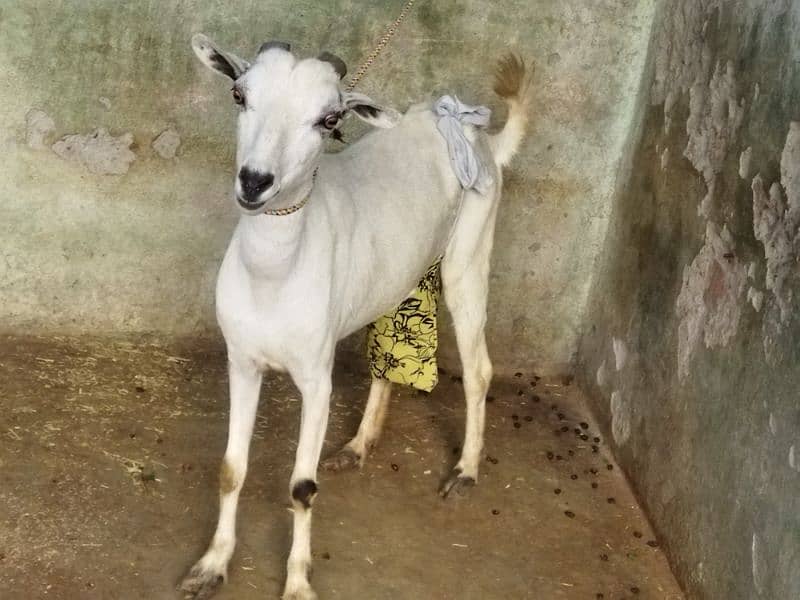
left=0, top=1, right=655, bottom=373
left=579, top=1, right=800, bottom=598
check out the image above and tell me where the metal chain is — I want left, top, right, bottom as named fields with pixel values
left=345, top=0, right=417, bottom=92
left=263, top=168, right=317, bottom=216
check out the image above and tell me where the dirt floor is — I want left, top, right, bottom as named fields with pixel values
left=0, top=335, right=684, bottom=600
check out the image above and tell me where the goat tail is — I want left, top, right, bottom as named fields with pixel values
left=489, top=53, right=533, bottom=168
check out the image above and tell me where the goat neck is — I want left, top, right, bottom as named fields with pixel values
left=236, top=166, right=317, bottom=279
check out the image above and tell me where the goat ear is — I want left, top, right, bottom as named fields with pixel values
left=191, top=33, right=250, bottom=80
left=343, top=92, right=400, bottom=129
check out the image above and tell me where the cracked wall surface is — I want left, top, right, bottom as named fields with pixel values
left=579, top=1, right=800, bottom=598
left=0, top=0, right=656, bottom=373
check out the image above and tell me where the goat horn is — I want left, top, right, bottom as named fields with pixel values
left=259, top=41, right=291, bottom=53
left=318, top=51, right=347, bottom=79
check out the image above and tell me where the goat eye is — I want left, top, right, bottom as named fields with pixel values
left=231, top=88, right=244, bottom=106
left=322, top=114, right=340, bottom=130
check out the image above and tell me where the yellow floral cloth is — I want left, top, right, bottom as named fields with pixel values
left=366, top=262, right=441, bottom=392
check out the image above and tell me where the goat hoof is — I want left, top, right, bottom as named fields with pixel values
left=282, top=582, right=318, bottom=600
left=179, top=564, right=225, bottom=600
left=321, top=446, right=361, bottom=472
left=439, top=469, right=475, bottom=499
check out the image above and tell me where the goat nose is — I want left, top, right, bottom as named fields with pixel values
left=238, top=167, right=275, bottom=202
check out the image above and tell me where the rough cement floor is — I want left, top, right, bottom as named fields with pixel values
left=0, top=336, right=683, bottom=600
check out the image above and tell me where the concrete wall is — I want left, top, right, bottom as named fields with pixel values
left=7, top=1, right=799, bottom=596
left=578, top=1, right=800, bottom=598
left=0, top=0, right=655, bottom=373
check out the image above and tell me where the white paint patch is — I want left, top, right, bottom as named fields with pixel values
left=781, top=122, right=800, bottom=215
left=748, top=261, right=757, bottom=280
left=612, top=338, right=628, bottom=371
left=684, top=61, right=745, bottom=217
left=790, top=445, right=798, bottom=471
left=596, top=360, right=608, bottom=387
left=661, top=147, right=670, bottom=170
left=754, top=82, right=760, bottom=103
left=676, top=223, right=748, bottom=380
left=610, top=391, right=630, bottom=446
left=769, top=413, right=777, bottom=435
left=739, top=147, right=753, bottom=180
left=25, top=109, right=55, bottom=150
left=152, top=127, right=181, bottom=159
left=98, top=96, right=111, bottom=109
left=752, top=533, right=767, bottom=595
left=651, top=0, right=721, bottom=132
left=52, top=128, right=136, bottom=175
left=748, top=287, right=764, bottom=312
left=751, top=122, right=800, bottom=324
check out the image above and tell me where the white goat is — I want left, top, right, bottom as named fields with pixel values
left=181, top=34, right=531, bottom=600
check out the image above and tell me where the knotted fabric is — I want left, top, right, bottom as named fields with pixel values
left=433, top=94, right=493, bottom=194
left=366, top=261, right=441, bottom=392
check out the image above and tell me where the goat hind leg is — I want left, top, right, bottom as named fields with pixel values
left=437, top=191, right=496, bottom=499
left=322, top=376, right=391, bottom=471
left=439, top=268, right=492, bottom=499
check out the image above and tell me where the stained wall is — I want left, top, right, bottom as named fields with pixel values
left=578, top=1, right=800, bottom=597
left=0, top=1, right=656, bottom=373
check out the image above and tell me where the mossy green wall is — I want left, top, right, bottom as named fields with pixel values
left=0, top=0, right=655, bottom=373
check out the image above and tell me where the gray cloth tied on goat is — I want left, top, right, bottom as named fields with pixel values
left=433, top=95, right=493, bottom=194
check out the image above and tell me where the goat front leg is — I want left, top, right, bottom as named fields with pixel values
left=181, top=358, right=262, bottom=599
left=283, top=369, right=333, bottom=600
left=322, top=376, right=391, bottom=471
